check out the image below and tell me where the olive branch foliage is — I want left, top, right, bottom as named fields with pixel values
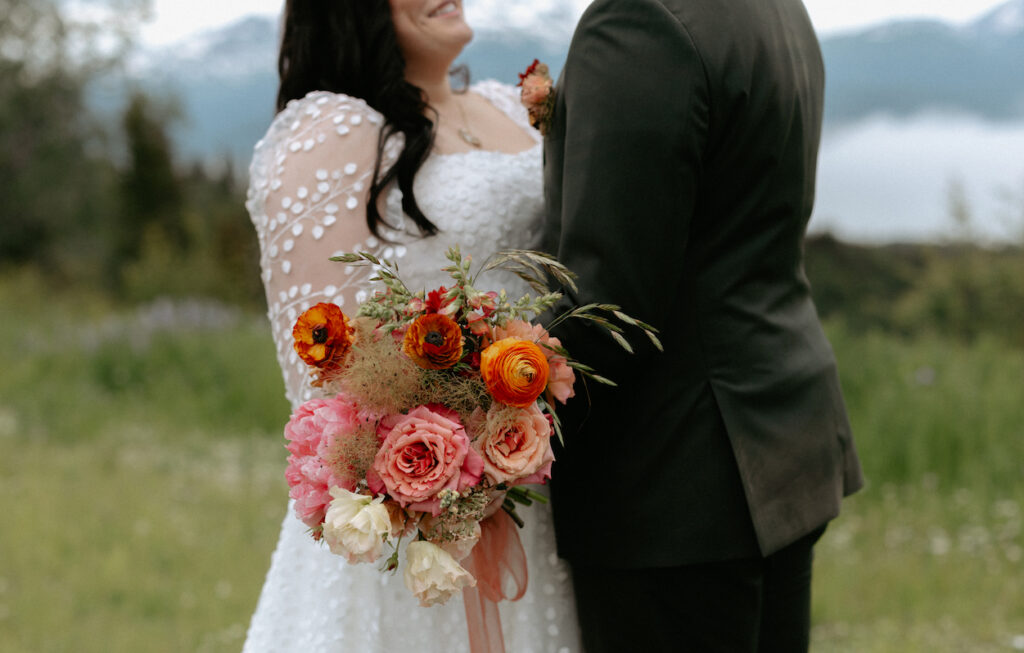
left=330, top=246, right=663, bottom=390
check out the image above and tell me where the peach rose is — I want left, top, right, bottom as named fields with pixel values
left=471, top=404, right=554, bottom=485
left=480, top=337, right=550, bottom=408
left=368, top=405, right=484, bottom=514
left=494, top=320, right=576, bottom=404
left=521, top=74, right=552, bottom=107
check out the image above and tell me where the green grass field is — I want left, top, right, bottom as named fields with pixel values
left=1, top=274, right=1022, bottom=651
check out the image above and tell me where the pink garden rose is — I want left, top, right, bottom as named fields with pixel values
left=283, top=394, right=377, bottom=528
left=368, top=405, right=484, bottom=514
left=470, top=404, right=554, bottom=486
left=493, top=320, right=576, bottom=404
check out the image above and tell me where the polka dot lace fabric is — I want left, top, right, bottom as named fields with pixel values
left=243, top=81, right=582, bottom=652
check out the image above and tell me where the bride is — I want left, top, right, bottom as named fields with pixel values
left=243, top=0, right=580, bottom=650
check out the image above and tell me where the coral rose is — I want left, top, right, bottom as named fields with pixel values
left=494, top=320, right=576, bottom=404
left=471, top=404, right=554, bottom=486
left=293, top=303, right=353, bottom=368
left=403, top=313, right=464, bottom=370
left=480, top=337, right=550, bottom=408
left=368, top=405, right=484, bottom=514
left=404, top=540, right=476, bottom=607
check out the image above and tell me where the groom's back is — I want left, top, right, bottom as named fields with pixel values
left=545, top=0, right=861, bottom=565
left=651, top=0, right=859, bottom=557
left=663, top=0, right=824, bottom=295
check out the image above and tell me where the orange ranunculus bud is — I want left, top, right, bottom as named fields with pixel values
left=403, top=313, right=464, bottom=370
left=480, top=337, right=550, bottom=408
left=292, top=302, right=354, bottom=368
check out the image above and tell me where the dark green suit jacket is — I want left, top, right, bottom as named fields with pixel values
left=542, top=0, right=863, bottom=565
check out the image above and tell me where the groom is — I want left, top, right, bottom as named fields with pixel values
left=541, top=0, right=863, bottom=650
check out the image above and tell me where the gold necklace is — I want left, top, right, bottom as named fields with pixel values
left=453, top=96, right=482, bottom=148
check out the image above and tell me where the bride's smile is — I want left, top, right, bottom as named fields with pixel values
left=389, top=0, right=473, bottom=66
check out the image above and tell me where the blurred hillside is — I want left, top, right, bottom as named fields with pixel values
left=822, top=1, right=1024, bottom=122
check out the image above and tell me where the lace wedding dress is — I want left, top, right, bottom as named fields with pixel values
left=243, top=80, right=581, bottom=652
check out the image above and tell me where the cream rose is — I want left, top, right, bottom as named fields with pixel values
left=404, top=540, right=476, bottom=607
left=322, top=487, right=391, bottom=564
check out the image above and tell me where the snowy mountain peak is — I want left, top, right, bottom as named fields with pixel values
left=129, top=15, right=278, bottom=79
left=973, top=0, right=1024, bottom=36
left=463, top=0, right=587, bottom=44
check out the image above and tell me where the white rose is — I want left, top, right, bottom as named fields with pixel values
left=322, top=487, right=391, bottom=564
left=404, top=541, right=476, bottom=607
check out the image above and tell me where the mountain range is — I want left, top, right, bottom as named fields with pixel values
left=103, top=0, right=1024, bottom=167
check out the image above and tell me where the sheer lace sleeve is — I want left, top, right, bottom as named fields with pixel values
left=246, top=92, right=404, bottom=409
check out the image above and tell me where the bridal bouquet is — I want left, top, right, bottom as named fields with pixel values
left=282, top=247, right=659, bottom=608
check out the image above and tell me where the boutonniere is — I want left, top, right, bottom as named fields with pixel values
left=517, top=59, right=555, bottom=136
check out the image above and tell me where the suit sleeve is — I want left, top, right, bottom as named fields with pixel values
left=549, top=0, right=708, bottom=368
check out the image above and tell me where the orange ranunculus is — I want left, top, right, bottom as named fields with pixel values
left=480, top=337, right=550, bottom=408
left=403, top=313, right=464, bottom=370
left=292, top=302, right=354, bottom=368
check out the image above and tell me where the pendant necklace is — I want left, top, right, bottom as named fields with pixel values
left=454, top=96, right=482, bottom=148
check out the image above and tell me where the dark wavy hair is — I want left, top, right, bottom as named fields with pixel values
left=276, top=0, right=439, bottom=237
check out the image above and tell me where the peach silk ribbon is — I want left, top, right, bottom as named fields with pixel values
left=461, top=509, right=529, bottom=653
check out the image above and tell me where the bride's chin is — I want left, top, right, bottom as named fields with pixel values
left=437, top=28, right=474, bottom=61
left=450, top=23, right=474, bottom=48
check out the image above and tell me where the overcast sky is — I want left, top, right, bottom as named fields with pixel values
left=139, top=0, right=1012, bottom=46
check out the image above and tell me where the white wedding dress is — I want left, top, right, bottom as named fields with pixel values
left=243, top=80, right=581, bottom=652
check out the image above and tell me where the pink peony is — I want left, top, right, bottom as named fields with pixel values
left=470, top=404, right=554, bottom=486
left=493, top=320, right=576, bottom=404
left=286, top=453, right=334, bottom=528
left=284, top=398, right=332, bottom=457
left=368, top=405, right=484, bottom=514
left=283, top=394, right=378, bottom=528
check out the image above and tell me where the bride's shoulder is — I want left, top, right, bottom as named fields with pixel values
left=471, top=79, right=520, bottom=105
left=247, top=90, right=394, bottom=216
left=254, top=90, right=385, bottom=155
left=470, top=79, right=532, bottom=128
